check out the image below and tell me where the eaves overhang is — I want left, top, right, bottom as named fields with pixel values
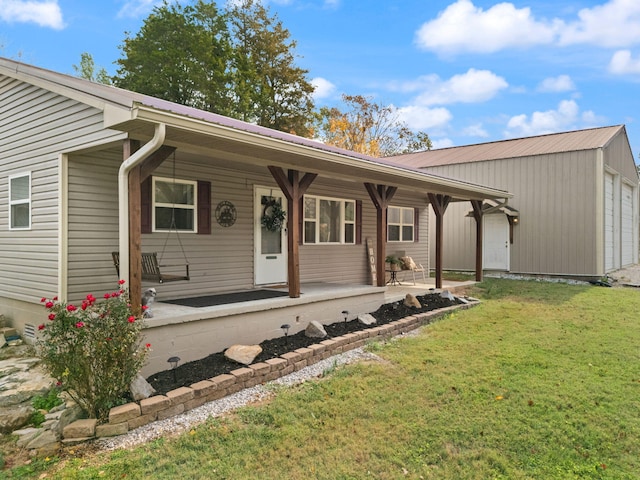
left=106, top=103, right=512, bottom=202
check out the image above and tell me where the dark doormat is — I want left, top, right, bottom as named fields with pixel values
left=163, top=289, right=289, bottom=308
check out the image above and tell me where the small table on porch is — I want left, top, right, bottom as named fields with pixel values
left=386, top=269, right=402, bottom=286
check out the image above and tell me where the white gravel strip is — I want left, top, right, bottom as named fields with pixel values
left=95, top=347, right=384, bottom=452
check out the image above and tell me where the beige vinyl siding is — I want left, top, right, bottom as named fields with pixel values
left=299, top=180, right=429, bottom=285
left=604, top=132, right=638, bottom=183
left=0, top=75, right=121, bottom=303
left=426, top=151, right=599, bottom=276
left=67, top=154, right=431, bottom=301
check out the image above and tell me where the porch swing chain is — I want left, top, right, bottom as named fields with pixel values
left=159, top=152, right=189, bottom=267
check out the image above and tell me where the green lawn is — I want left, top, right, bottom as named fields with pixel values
left=6, top=278, right=640, bottom=479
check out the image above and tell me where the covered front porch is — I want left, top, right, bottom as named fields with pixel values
left=140, top=278, right=474, bottom=375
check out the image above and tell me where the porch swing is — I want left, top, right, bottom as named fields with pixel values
left=112, top=152, right=190, bottom=284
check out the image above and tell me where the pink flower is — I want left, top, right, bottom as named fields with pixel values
left=141, top=305, right=149, bottom=311
left=111, top=292, right=118, bottom=298
left=48, top=313, right=55, bottom=321
left=118, top=279, right=126, bottom=285
left=38, top=324, right=45, bottom=330
left=53, top=296, right=58, bottom=301
left=75, top=321, right=85, bottom=328
left=104, top=293, right=111, bottom=299
left=40, top=297, right=46, bottom=303
left=81, top=301, right=88, bottom=311
left=86, top=294, right=96, bottom=303
left=45, top=301, right=54, bottom=309
left=67, top=305, right=77, bottom=312
left=128, top=316, right=136, bottom=323
left=145, top=343, right=151, bottom=349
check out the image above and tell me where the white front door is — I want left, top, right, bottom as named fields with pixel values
left=484, top=214, right=510, bottom=271
left=255, top=187, right=288, bottom=285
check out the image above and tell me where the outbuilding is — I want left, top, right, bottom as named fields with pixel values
left=391, top=126, right=639, bottom=279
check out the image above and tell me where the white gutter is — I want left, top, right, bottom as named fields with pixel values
left=118, top=123, right=166, bottom=284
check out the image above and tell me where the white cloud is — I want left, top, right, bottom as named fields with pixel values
left=415, top=0, right=558, bottom=54
left=504, top=100, right=599, bottom=138
left=560, top=0, right=640, bottom=47
left=415, top=0, right=640, bottom=55
left=311, top=77, right=336, bottom=100
left=0, top=0, right=63, bottom=29
left=396, top=105, right=453, bottom=131
left=117, top=0, right=162, bottom=19
left=609, top=49, right=640, bottom=74
left=537, top=75, right=576, bottom=93
left=405, top=69, right=508, bottom=106
left=432, top=138, right=455, bottom=149
left=462, top=123, right=489, bottom=138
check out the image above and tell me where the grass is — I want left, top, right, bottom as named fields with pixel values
left=5, top=278, right=640, bottom=479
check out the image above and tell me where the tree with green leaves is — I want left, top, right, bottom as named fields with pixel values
left=113, top=0, right=314, bottom=136
left=227, top=0, right=314, bottom=136
left=72, top=52, right=111, bottom=84
left=316, top=94, right=432, bottom=157
left=114, top=1, right=234, bottom=116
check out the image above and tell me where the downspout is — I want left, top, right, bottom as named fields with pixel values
left=118, top=123, right=166, bottom=285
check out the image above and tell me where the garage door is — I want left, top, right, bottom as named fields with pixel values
left=621, top=183, right=634, bottom=267
left=604, top=173, right=615, bottom=271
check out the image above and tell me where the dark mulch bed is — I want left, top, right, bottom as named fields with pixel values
left=147, top=293, right=463, bottom=395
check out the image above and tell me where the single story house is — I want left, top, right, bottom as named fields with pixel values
left=390, top=126, right=639, bottom=279
left=0, top=58, right=509, bottom=374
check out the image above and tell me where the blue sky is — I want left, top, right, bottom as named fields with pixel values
left=1, top=0, right=639, bottom=160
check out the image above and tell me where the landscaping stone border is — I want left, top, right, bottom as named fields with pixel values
left=59, top=301, right=478, bottom=445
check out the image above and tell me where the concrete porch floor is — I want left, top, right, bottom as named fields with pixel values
left=140, top=278, right=476, bottom=375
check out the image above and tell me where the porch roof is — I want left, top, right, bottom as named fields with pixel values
left=0, top=57, right=511, bottom=202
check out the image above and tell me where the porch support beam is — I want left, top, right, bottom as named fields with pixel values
left=124, top=139, right=142, bottom=314
left=470, top=200, right=484, bottom=282
left=139, top=145, right=176, bottom=182
left=428, top=193, right=451, bottom=289
left=268, top=166, right=318, bottom=298
left=364, top=183, right=398, bottom=287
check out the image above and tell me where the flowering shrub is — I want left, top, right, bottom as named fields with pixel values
left=38, top=281, right=150, bottom=421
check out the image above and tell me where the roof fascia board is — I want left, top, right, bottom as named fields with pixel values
left=132, top=106, right=511, bottom=200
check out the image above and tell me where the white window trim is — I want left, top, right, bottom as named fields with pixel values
left=152, top=176, right=198, bottom=233
left=9, top=172, right=31, bottom=231
left=303, top=194, right=356, bottom=245
left=387, top=206, right=414, bottom=242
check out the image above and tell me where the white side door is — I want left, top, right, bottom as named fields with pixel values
left=621, top=183, right=634, bottom=267
left=254, top=187, right=288, bottom=285
left=483, top=214, right=510, bottom=271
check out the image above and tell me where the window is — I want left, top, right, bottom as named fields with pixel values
left=9, top=173, right=31, bottom=230
left=388, top=206, right=414, bottom=242
left=152, top=177, right=197, bottom=232
left=304, top=195, right=356, bottom=244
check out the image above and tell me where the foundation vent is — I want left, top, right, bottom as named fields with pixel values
left=23, top=323, right=37, bottom=342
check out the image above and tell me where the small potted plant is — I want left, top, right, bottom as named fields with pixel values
left=385, top=255, right=402, bottom=271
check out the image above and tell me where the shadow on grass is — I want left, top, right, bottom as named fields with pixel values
left=470, top=277, right=592, bottom=304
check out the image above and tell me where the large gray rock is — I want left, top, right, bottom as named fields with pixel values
left=130, top=374, right=156, bottom=401
left=357, top=313, right=377, bottom=326
left=224, top=345, right=262, bottom=365
left=404, top=293, right=422, bottom=308
left=27, top=429, right=60, bottom=449
left=14, top=427, right=43, bottom=447
left=305, top=321, right=327, bottom=339
left=440, top=290, right=455, bottom=302
left=0, top=405, right=34, bottom=433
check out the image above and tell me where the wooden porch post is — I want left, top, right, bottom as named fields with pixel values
left=268, top=166, right=317, bottom=298
left=471, top=200, right=484, bottom=282
left=364, top=183, right=398, bottom=287
left=428, top=193, right=451, bottom=289
left=124, top=140, right=142, bottom=314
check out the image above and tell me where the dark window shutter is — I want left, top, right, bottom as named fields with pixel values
left=141, top=177, right=152, bottom=234
left=197, top=180, right=211, bottom=235
left=414, top=207, right=419, bottom=242
left=356, top=200, right=363, bottom=244
left=299, top=197, right=304, bottom=245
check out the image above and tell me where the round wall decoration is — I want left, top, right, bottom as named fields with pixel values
left=215, top=201, right=237, bottom=227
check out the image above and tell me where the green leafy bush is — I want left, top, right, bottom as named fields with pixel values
left=38, top=281, right=151, bottom=421
left=28, top=411, right=46, bottom=428
left=32, top=387, right=63, bottom=411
